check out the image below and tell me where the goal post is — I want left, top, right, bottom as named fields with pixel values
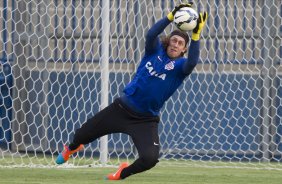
left=0, top=0, right=281, bottom=169
left=100, top=0, right=110, bottom=165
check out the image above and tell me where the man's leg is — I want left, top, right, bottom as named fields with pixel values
left=69, top=100, right=127, bottom=149
left=120, top=122, right=160, bottom=179
left=56, top=100, right=126, bottom=164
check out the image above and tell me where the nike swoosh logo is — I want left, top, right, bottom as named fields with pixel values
left=175, top=15, right=184, bottom=19
left=154, top=142, right=159, bottom=146
left=157, top=56, right=163, bottom=62
left=112, top=167, right=123, bottom=177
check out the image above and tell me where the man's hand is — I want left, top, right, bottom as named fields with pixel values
left=167, top=2, right=193, bottom=21
left=192, top=12, right=208, bottom=41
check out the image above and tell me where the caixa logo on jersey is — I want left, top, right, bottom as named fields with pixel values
left=164, top=61, right=175, bottom=70
left=145, top=61, right=166, bottom=80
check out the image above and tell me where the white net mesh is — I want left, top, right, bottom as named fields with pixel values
left=0, top=0, right=281, bottom=169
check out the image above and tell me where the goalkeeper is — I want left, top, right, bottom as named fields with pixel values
left=56, top=2, right=207, bottom=180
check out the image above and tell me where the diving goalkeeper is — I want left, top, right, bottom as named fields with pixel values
left=56, top=2, right=207, bottom=180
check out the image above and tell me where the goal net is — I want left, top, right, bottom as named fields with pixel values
left=0, top=0, right=281, bottom=169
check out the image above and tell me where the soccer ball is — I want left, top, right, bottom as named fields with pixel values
left=174, top=7, right=198, bottom=31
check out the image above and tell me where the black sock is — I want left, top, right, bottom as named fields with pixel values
left=68, top=143, right=80, bottom=151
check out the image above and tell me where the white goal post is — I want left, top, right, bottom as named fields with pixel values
left=0, top=0, right=281, bottom=169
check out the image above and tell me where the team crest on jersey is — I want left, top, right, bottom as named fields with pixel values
left=165, top=61, right=175, bottom=70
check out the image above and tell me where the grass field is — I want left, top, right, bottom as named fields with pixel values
left=1, top=164, right=282, bottom=184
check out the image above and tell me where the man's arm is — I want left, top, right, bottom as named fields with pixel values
left=145, top=3, right=193, bottom=55
left=183, top=40, right=200, bottom=75
left=145, top=17, right=171, bottom=55
left=183, top=12, right=208, bottom=75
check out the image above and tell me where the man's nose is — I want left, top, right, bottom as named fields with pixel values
left=173, top=42, right=179, bottom=47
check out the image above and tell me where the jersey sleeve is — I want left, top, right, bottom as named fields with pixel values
left=182, top=40, right=200, bottom=75
left=145, top=17, right=171, bottom=55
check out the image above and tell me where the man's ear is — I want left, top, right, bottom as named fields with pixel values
left=182, top=47, right=187, bottom=54
left=181, top=47, right=187, bottom=56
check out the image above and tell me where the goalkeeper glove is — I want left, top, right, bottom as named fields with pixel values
left=167, top=2, right=193, bottom=21
left=192, top=12, right=208, bottom=41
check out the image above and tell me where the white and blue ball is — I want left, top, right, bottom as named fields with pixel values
left=174, top=7, right=199, bottom=31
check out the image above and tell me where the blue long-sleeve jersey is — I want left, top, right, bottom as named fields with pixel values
left=122, top=17, right=200, bottom=116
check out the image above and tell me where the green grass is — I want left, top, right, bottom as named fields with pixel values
left=1, top=165, right=282, bottom=184
left=1, top=156, right=282, bottom=184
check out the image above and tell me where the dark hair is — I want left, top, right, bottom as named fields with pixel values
left=160, top=35, right=170, bottom=50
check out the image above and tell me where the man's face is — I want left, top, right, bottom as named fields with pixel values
left=167, top=35, right=187, bottom=59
